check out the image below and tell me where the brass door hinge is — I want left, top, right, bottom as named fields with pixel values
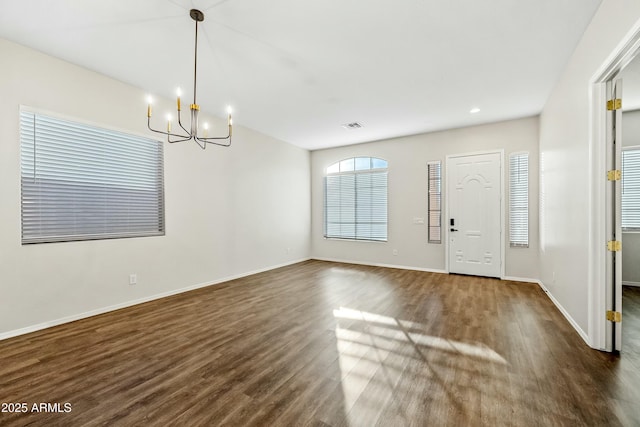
left=607, top=170, right=621, bottom=181
left=607, top=240, right=622, bottom=251
left=607, top=99, right=622, bottom=110
left=606, top=310, right=622, bottom=322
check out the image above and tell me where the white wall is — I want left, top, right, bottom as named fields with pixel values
left=311, top=117, right=540, bottom=280
left=622, top=110, right=640, bottom=284
left=539, top=0, right=640, bottom=337
left=0, top=38, right=311, bottom=337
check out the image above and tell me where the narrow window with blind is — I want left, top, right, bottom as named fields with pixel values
left=427, top=161, right=442, bottom=243
left=509, top=152, right=529, bottom=247
left=324, top=157, right=388, bottom=241
left=622, top=147, right=640, bottom=230
left=20, top=110, right=165, bottom=244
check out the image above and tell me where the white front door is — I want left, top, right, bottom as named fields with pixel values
left=447, top=152, right=502, bottom=278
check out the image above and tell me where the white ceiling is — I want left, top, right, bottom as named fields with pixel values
left=0, top=0, right=602, bottom=150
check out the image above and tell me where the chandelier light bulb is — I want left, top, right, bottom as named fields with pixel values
left=146, top=96, right=153, bottom=117
left=176, top=87, right=183, bottom=97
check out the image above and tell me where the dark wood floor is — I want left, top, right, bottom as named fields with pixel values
left=623, top=285, right=640, bottom=357
left=1, top=260, right=639, bottom=426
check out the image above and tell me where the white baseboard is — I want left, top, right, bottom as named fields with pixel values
left=2, top=257, right=590, bottom=352
left=503, top=276, right=540, bottom=284
left=0, top=258, right=311, bottom=342
left=311, top=257, right=448, bottom=274
left=536, top=280, right=590, bottom=346
left=623, top=281, right=640, bottom=287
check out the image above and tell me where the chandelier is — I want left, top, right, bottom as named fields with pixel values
left=146, top=9, right=232, bottom=149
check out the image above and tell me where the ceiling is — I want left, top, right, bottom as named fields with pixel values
left=0, top=0, right=603, bottom=150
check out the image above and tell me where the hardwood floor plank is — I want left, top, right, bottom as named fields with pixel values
left=1, top=260, right=639, bottom=426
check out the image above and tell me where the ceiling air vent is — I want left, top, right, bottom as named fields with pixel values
left=342, top=122, right=362, bottom=130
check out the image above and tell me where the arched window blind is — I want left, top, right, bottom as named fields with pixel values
left=509, top=152, right=529, bottom=247
left=324, top=157, right=388, bottom=241
left=20, top=110, right=165, bottom=244
left=622, top=148, right=640, bottom=231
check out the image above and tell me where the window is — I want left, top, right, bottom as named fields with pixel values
left=509, top=152, right=529, bottom=247
left=427, top=161, right=442, bottom=243
left=622, top=147, right=640, bottom=230
left=324, top=157, right=387, bottom=241
left=20, top=110, right=165, bottom=244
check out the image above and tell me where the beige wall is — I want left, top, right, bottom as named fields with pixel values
left=0, top=38, right=311, bottom=337
left=623, top=110, right=640, bottom=284
left=539, top=0, right=640, bottom=339
left=310, top=116, right=540, bottom=280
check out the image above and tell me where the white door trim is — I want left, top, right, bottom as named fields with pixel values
left=588, top=19, right=640, bottom=351
left=445, top=149, right=505, bottom=279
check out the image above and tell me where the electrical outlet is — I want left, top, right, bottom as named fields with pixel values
left=392, top=249, right=398, bottom=256
left=129, top=274, right=137, bottom=285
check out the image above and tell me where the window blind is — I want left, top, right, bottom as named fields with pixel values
left=622, top=148, right=640, bottom=230
left=324, top=158, right=387, bottom=241
left=509, top=153, right=529, bottom=247
left=20, top=111, right=165, bottom=244
left=427, top=161, right=442, bottom=244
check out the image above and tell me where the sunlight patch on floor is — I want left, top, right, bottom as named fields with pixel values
left=333, top=306, right=506, bottom=365
left=332, top=306, right=510, bottom=425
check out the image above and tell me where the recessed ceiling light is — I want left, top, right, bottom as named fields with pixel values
left=470, top=108, right=481, bottom=114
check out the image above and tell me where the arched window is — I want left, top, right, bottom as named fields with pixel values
left=324, top=157, right=388, bottom=241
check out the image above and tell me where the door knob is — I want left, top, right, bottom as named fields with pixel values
left=450, top=228, right=458, bottom=232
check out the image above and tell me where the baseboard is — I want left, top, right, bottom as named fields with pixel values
left=536, top=280, right=590, bottom=346
left=3, top=257, right=590, bottom=350
left=0, top=257, right=311, bottom=342
left=314, top=258, right=553, bottom=285
left=503, top=276, right=540, bottom=284
left=623, top=281, right=640, bottom=287
left=311, top=257, right=448, bottom=274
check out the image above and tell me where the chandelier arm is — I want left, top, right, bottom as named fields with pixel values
left=207, top=140, right=231, bottom=147
left=177, top=108, right=191, bottom=135
left=198, top=134, right=232, bottom=141
left=167, top=135, right=194, bottom=144
left=190, top=136, right=206, bottom=149
left=148, top=125, right=191, bottom=140
left=148, top=118, right=192, bottom=141
left=198, top=137, right=231, bottom=147
left=207, top=141, right=231, bottom=147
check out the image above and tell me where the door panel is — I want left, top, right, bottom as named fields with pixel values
left=605, top=77, right=623, bottom=351
left=448, top=152, right=502, bottom=278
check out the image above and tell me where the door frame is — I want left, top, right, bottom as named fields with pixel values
left=588, top=22, right=640, bottom=351
left=445, top=149, right=505, bottom=279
